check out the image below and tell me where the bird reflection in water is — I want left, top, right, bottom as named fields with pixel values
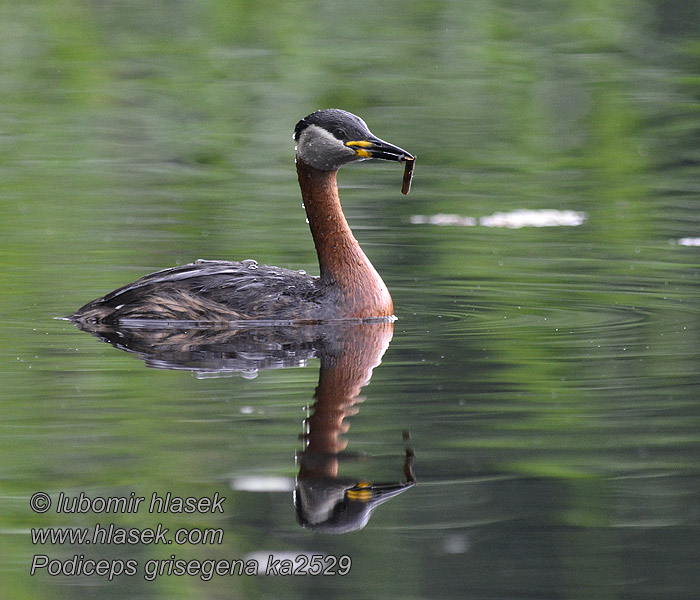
left=295, top=322, right=415, bottom=534
left=71, top=318, right=415, bottom=533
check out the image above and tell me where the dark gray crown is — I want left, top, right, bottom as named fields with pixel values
left=293, top=109, right=370, bottom=142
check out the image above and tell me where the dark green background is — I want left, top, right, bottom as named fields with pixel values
left=2, top=1, right=699, bottom=598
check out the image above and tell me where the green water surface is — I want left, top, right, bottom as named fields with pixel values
left=2, top=1, right=699, bottom=599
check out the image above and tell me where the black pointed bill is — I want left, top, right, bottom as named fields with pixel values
left=345, top=136, right=414, bottom=162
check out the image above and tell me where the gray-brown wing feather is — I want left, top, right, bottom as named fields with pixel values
left=72, top=260, right=325, bottom=323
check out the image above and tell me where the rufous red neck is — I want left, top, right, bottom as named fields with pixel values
left=296, top=158, right=393, bottom=318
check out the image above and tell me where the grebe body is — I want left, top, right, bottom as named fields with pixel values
left=71, top=109, right=413, bottom=325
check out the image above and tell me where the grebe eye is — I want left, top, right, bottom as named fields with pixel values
left=333, top=128, right=346, bottom=140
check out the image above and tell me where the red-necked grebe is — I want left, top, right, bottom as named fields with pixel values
left=71, top=109, right=414, bottom=324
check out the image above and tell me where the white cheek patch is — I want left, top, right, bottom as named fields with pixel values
left=296, top=124, right=357, bottom=170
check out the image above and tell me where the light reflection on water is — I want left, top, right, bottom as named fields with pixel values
left=411, top=208, right=588, bottom=228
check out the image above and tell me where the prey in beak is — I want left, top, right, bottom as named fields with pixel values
left=345, top=137, right=416, bottom=194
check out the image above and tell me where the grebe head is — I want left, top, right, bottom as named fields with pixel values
left=294, top=109, right=413, bottom=172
